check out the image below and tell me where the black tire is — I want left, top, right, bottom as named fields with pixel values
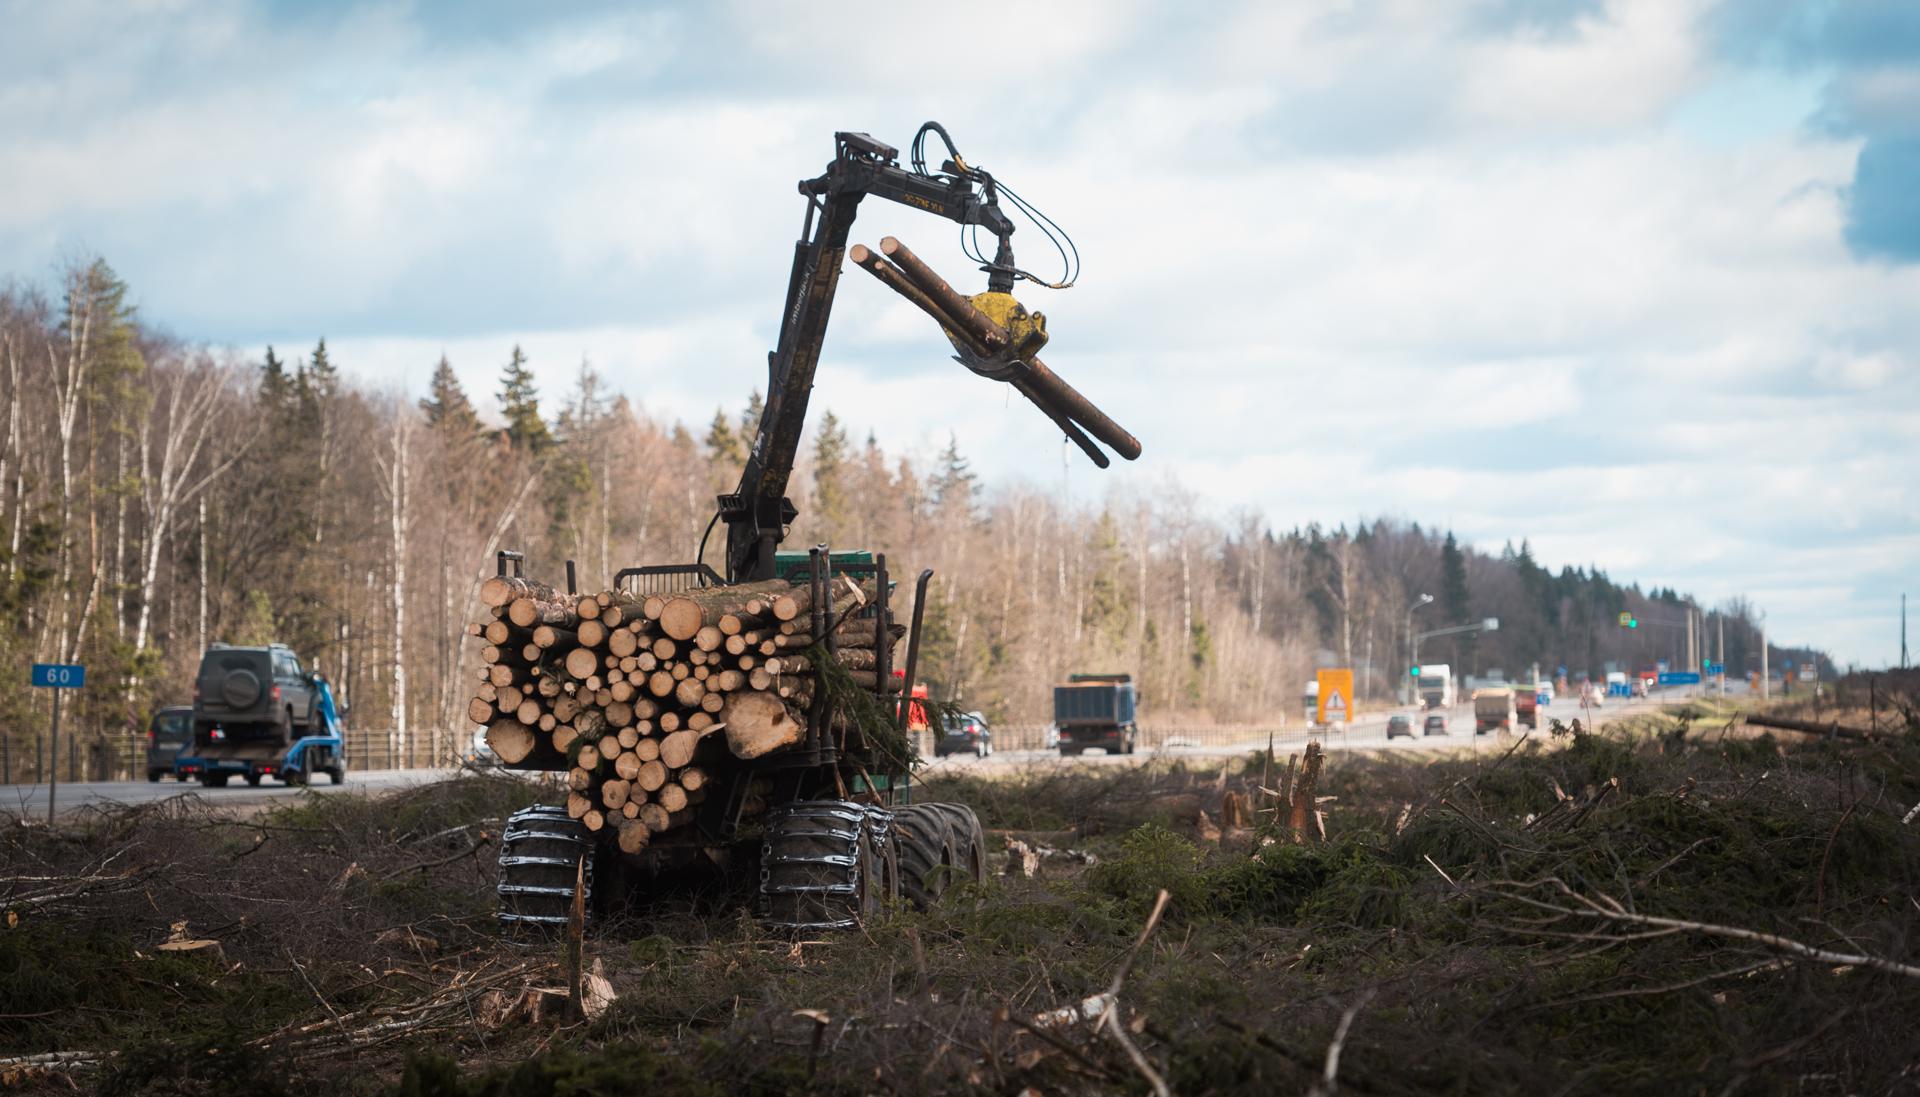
left=328, top=764, right=345, bottom=785
left=147, top=770, right=162, bottom=783
left=892, top=802, right=986, bottom=910
left=760, top=802, right=894, bottom=931
left=244, top=773, right=262, bottom=787
left=498, top=806, right=593, bottom=933
left=974, top=742, right=987, bottom=759
left=200, top=773, right=230, bottom=788
left=283, top=761, right=308, bottom=787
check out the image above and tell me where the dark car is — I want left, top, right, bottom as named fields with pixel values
left=934, top=712, right=993, bottom=758
left=1424, top=713, right=1449, bottom=736
left=1386, top=714, right=1414, bottom=739
left=191, top=643, right=335, bottom=786
left=146, top=706, right=193, bottom=780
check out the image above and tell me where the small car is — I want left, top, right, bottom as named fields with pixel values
left=1423, top=713, right=1448, bottom=736
left=1386, top=714, right=1414, bottom=739
left=934, top=712, right=993, bottom=758
left=147, top=705, right=194, bottom=780
left=463, top=726, right=500, bottom=769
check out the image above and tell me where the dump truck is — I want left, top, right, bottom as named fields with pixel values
left=480, top=123, right=1139, bottom=933
left=1052, top=674, right=1139, bottom=756
left=1473, top=688, right=1516, bottom=734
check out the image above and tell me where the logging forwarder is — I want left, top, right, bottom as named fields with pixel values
left=485, top=123, right=1141, bottom=935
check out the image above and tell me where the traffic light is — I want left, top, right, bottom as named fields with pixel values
left=1629, top=617, right=1638, bottom=629
left=1409, top=666, right=1420, bottom=677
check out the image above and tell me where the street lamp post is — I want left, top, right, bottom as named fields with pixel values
left=1404, top=594, right=1434, bottom=703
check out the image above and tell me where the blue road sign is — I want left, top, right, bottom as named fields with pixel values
left=1657, top=672, right=1701, bottom=686
left=31, top=663, right=85, bottom=688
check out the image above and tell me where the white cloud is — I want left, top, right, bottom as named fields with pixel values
left=4, top=0, right=1917, bottom=667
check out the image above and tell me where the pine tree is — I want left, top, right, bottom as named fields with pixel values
left=931, top=433, right=976, bottom=510
left=419, top=355, right=483, bottom=438
left=738, top=389, right=765, bottom=437
left=497, top=345, right=553, bottom=454
left=705, top=408, right=742, bottom=467
left=810, top=409, right=851, bottom=542
left=307, top=337, right=338, bottom=399
left=260, top=346, right=291, bottom=409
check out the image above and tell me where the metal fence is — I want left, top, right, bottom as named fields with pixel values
left=929, top=724, right=1315, bottom=755
left=0, top=727, right=473, bottom=785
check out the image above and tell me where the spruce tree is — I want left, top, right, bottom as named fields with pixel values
left=419, top=355, right=483, bottom=438
left=498, top=345, right=553, bottom=453
left=1441, top=531, right=1473, bottom=667
left=811, top=409, right=851, bottom=540
left=931, top=433, right=976, bottom=510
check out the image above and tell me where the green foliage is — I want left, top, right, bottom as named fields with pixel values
left=419, top=354, right=483, bottom=439
left=497, top=345, right=553, bottom=454
left=1087, top=822, right=1210, bottom=915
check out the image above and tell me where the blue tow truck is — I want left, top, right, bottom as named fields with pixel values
left=176, top=673, right=347, bottom=787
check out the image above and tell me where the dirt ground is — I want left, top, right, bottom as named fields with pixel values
left=3, top=676, right=1917, bottom=1096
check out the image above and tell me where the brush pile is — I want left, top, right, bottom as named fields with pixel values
left=467, top=574, right=900, bottom=854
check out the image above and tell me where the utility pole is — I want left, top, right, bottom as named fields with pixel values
left=1903, top=593, right=1909, bottom=669
left=1761, top=624, right=1769, bottom=701
left=1717, top=611, right=1725, bottom=698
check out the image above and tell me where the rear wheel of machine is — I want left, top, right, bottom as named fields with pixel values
left=244, top=772, right=262, bottom=787
left=497, top=805, right=594, bottom=934
left=760, top=802, right=894, bottom=931
left=200, top=773, right=229, bottom=788
left=892, top=802, right=987, bottom=909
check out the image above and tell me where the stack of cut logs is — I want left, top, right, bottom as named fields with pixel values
left=469, top=574, right=896, bottom=856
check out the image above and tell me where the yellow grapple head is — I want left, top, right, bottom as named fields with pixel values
left=942, top=291, right=1048, bottom=361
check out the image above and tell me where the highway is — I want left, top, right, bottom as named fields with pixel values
left=921, top=687, right=1719, bottom=770
left=4, top=686, right=1730, bottom=816
left=0, top=766, right=473, bottom=819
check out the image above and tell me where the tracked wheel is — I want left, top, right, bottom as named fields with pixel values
left=760, top=802, right=896, bottom=931
left=497, top=805, right=593, bottom=934
left=892, top=802, right=987, bottom=909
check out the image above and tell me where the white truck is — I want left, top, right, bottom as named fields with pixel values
left=1415, top=664, right=1454, bottom=710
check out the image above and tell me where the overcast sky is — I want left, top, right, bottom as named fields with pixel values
left=3, top=0, right=1915, bottom=667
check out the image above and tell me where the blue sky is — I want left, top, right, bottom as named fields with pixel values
left=2, top=0, right=1915, bottom=667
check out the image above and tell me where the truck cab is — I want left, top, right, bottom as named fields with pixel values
left=1054, top=674, right=1138, bottom=756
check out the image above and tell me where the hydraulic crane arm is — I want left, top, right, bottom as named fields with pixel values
left=717, top=126, right=1021, bottom=582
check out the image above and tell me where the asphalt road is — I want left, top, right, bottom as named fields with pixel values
left=6, top=685, right=1732, bottom=815
left=921, top=686, right=1717, bottom=771
left=0, top=766, right=470, bottom=818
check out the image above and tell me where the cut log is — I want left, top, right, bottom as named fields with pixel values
left=617, top=818, right=651, bottom=854
left=656, top=783, right=688, bottom=813
left=660, top=723, right=724, bottom=769
left=564, top=648, right=600, bottom=681
left=636, top=759, right=668, bottom=792
left=722, top=691, right=805, bottom=759
left=582, top=810, right=605, bottom=833
left=639, top=803, right=671, bottom=833
left=509, top=596, right=578, bottom=630
left=606, top=700, right=634, bottom=728
left=657, top=580, right=793, bottom=641
left=648, top=671, right=675, bottom=698
left=601, top=780, right=630, bottom=810
left=680, top=766, right=707, bottom=792
left=614, top=751, right=641, bottom=780
left=608, top=629, right=639, bottom=658
left=533, top=625, right=577, bottom=650
left=597, top=733, right=621, bottom=759
left=577, top=743, right=601, bottom=771
left=634, top=737, right=661, bottom=762
left=484, top=619, right=513, bottom=645
left=567, top=767, right=592, bottom=791
left=577, top=618, right=607, bottom=649
left=554, top=726, right=580, bottom=754
left=486, top=719, right=537, bottom=764
left=516, top=699, right=542, bottom=726
left=695, top=625, right=724, bottom=652
left=468, top=696, right=496, bottom=726
left=481, top=576, right=559, bottom=609
left=566, top=792, right=592, bottom=819
left=675, top=678, right=706, bottom=708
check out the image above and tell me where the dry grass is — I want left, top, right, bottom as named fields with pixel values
left=4, top=683, right=1917, bottom=1095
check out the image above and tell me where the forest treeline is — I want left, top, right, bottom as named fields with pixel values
left=0, top=259, right=1808, bottom=763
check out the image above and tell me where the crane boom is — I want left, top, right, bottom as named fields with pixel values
left=718, top=127, right=1019, bottom=582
